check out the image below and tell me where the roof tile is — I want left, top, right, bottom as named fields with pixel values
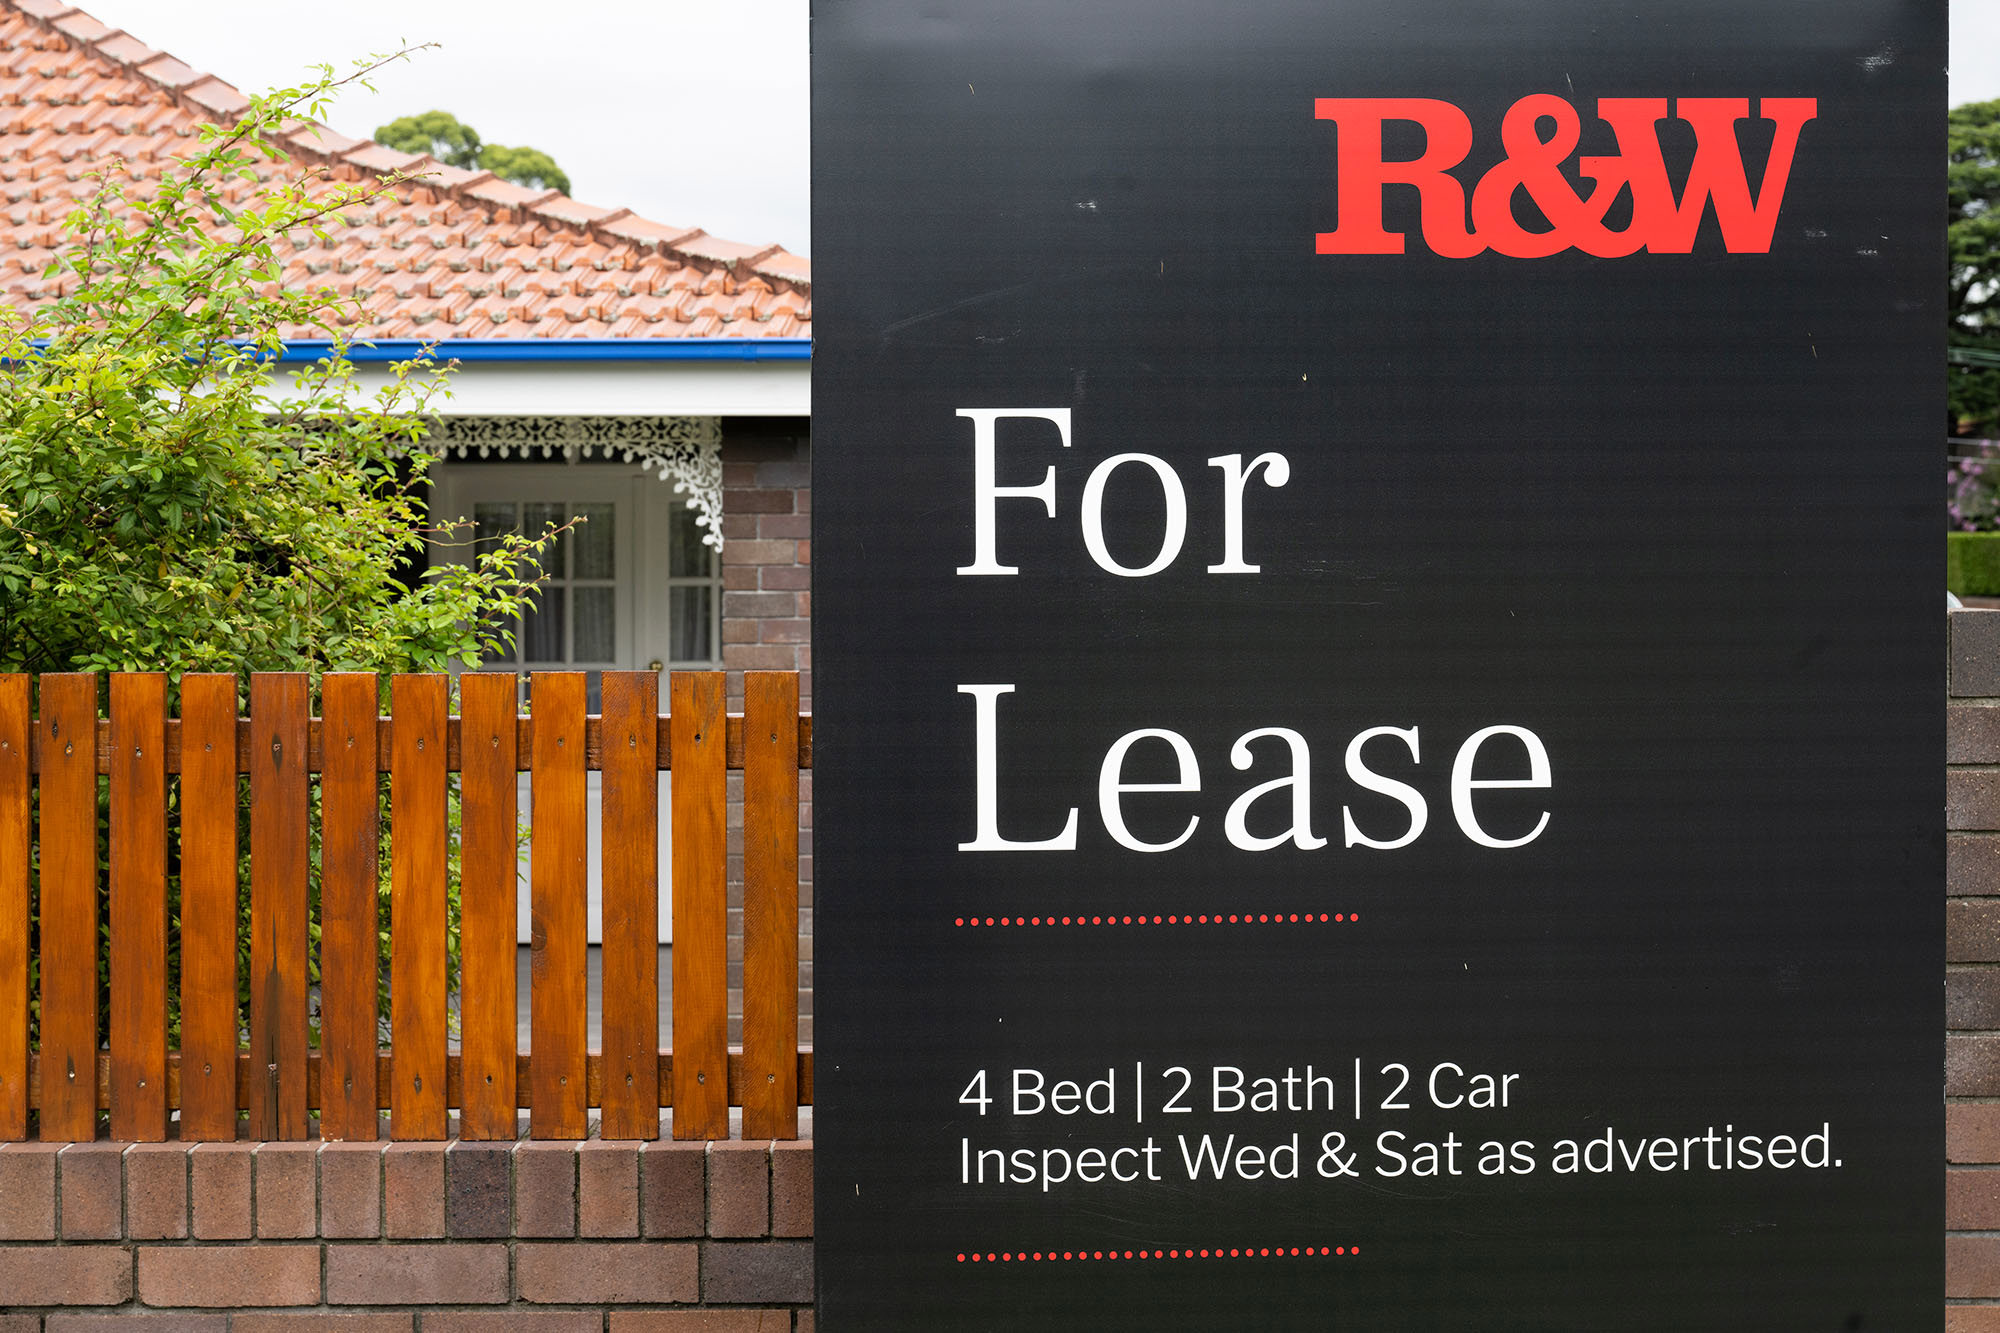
left=180, top=75, right=247, bottom=117
left=0, top=0, right=809, bottom=342
left=45, top=11, right=104, bottom=41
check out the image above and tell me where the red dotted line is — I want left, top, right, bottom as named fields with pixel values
left=959, top=1245, right=1359, bottom=1263
left=954, top=912, right=1358, bottom=927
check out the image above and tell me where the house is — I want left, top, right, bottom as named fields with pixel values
left=0, top=0, right=813, bottom=1024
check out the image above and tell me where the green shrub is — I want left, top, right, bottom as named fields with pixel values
left=1949, top=532, right=2000, bottom=595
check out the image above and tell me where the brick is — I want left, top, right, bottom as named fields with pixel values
left=1950, top=1309, right=2000, bottom=1333
left=708, top=1140, right=769, bottom=1238
left=48, top=1316, right=225, bottom=1333
left=700, top=1241, right=813, bottom=1304
left=1955, top=835, right=2000, bottom=896
left=721, top=539, right=797, bottom=567
left=126, top=1141, right=189, bottom=1239
left=723, top=618, right=760, bottom=644
left=514, top=1140, right=576, bottom=1237
left=757, top=514, right=812, bottom=543
left=1954, top=771, right=2000, bottom=832
left=723, top=644, right=800, bottom=671
left=1954, top=901, right=2000, bottom=962
left=723, top=565, right=760, bottom=591
left=760, top=618, right=811, bottom=644
left=447, top=1140, right=512, bottom=1237
left=642, top=1140, right=707, bottom=1237
left=190, top=1141, right=253, bottom=1239
left=722, top=487, right=795, bottom=515
left=1955, top=968, right=2000, bottom=1029
left=325, top=1243, right=508, bottom=1305
left=384, top=1141, right=445, bottom=1237
left=722, top=461, right=759, bottom=487
left=233, top=1319, right=413, bottom=1333
left=49, top=1317, right=225, bottom=1333
left=0, top=1140, right=60, bottom=1238
left=423, top=1316, right=597, bottom=1333
left=1956, top=705, right=2000, bottom=763
left=1956, top=609, right=2000, bottom=697
left=516, top=1241, right=697, bottom=1304
left=319, top=1141, right=384, bottom=1238
left=722, top=591, right=797, bottom=620
left=56, top=1141, right=123, bottom=1239
left=758, top=562, right=811, bottom=589
left=754, top=456, right=809, bottom=489
left=1954, top=1104, right=2000, bottom=1162
left=1953, top=1235, right=2000, bottom=1297
left=578, top=1138, right=640, bottom=1237
left=610, top=1314, right=792, bottom=1333
left=720, top=514, right=756, bottom=541
left=256, top=1141, right=319, bottom=1237
left=0, top=1317, right=37, bottom=1333
left=770, top=1140, right=812, bottom=1237
left=1957, top=1167, right=2000, bottom=1229
left=0, top=1247, right=131, bottom=1304
left=137, top=1245, right=319, bottom=1307
left=1952, top=1035, right=2000, bottom=1095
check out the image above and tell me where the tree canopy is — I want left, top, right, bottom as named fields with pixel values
left=374, top=109, right=573, bottom=195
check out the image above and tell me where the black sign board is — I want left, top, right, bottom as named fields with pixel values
left=812, top=2, right=1943, bottom=1326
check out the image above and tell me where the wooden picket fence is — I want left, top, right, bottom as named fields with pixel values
left=0, top=669, right=808, bottom=1144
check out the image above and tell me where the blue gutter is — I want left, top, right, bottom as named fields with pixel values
left=273, top=337, right=812, bottom=364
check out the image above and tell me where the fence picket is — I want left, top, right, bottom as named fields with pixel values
left=319, top=673, right=379, bottom=1141
left=672, top=671, right=729, bottom=1140
left=530, top=672, right=588, bottom=1138
left=177, top=674, right=239, bottom=1140
left=390, top=674, right=449, bottom=1140
left=742, top=672, right=801, bottom=1139
left=16, top=669, right=810, bottom=1141
left=248, top=673, right=310, bottom=1140
left=108, top=673, right=168, bottom=1141
left=37, top=673, right=98, bottom=1142
left=458, top=672, right=519, bottom=1140
left=0, top=676, right=28, bottom=1139
left=600, top=670, right=661, bottom=1139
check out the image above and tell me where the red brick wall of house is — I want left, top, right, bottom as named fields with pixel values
left=718, top=426, right=813, bottom=1046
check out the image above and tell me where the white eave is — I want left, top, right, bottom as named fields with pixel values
left=264, top=338, right=811, bottom=417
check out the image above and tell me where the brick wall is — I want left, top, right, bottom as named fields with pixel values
left=1952, top=608, right=2000, bottom=1329
left=0, top=1137, right=814, bottom=1329
left=717, top=424, right=813, bottom=1048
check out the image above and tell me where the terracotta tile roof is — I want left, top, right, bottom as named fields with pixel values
left=0, top=0, right=809, bottom=341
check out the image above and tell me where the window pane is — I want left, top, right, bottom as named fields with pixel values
left=473, top=503, right=516, bottom=558
left=573, top=503, right=615, bottom=579
left=668, top=505, right=714, bottom=578
left=670, top=586, right=712, bottom=663
left=524, top=501, right=567, bottom=577
left=574, top=586, right=615, bottom=662
left=522, top=587, right=565, bottom=663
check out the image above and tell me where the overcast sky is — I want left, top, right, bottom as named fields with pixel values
left=71, top=0, right=812, bottom=254
left=56, top=3, right=2000, bottom=261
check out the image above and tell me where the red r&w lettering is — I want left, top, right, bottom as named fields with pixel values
left=1314, top=95, right=1817, bottom=257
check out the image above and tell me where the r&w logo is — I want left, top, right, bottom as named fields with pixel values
left=1314, top=95, right=1817, bottom=258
